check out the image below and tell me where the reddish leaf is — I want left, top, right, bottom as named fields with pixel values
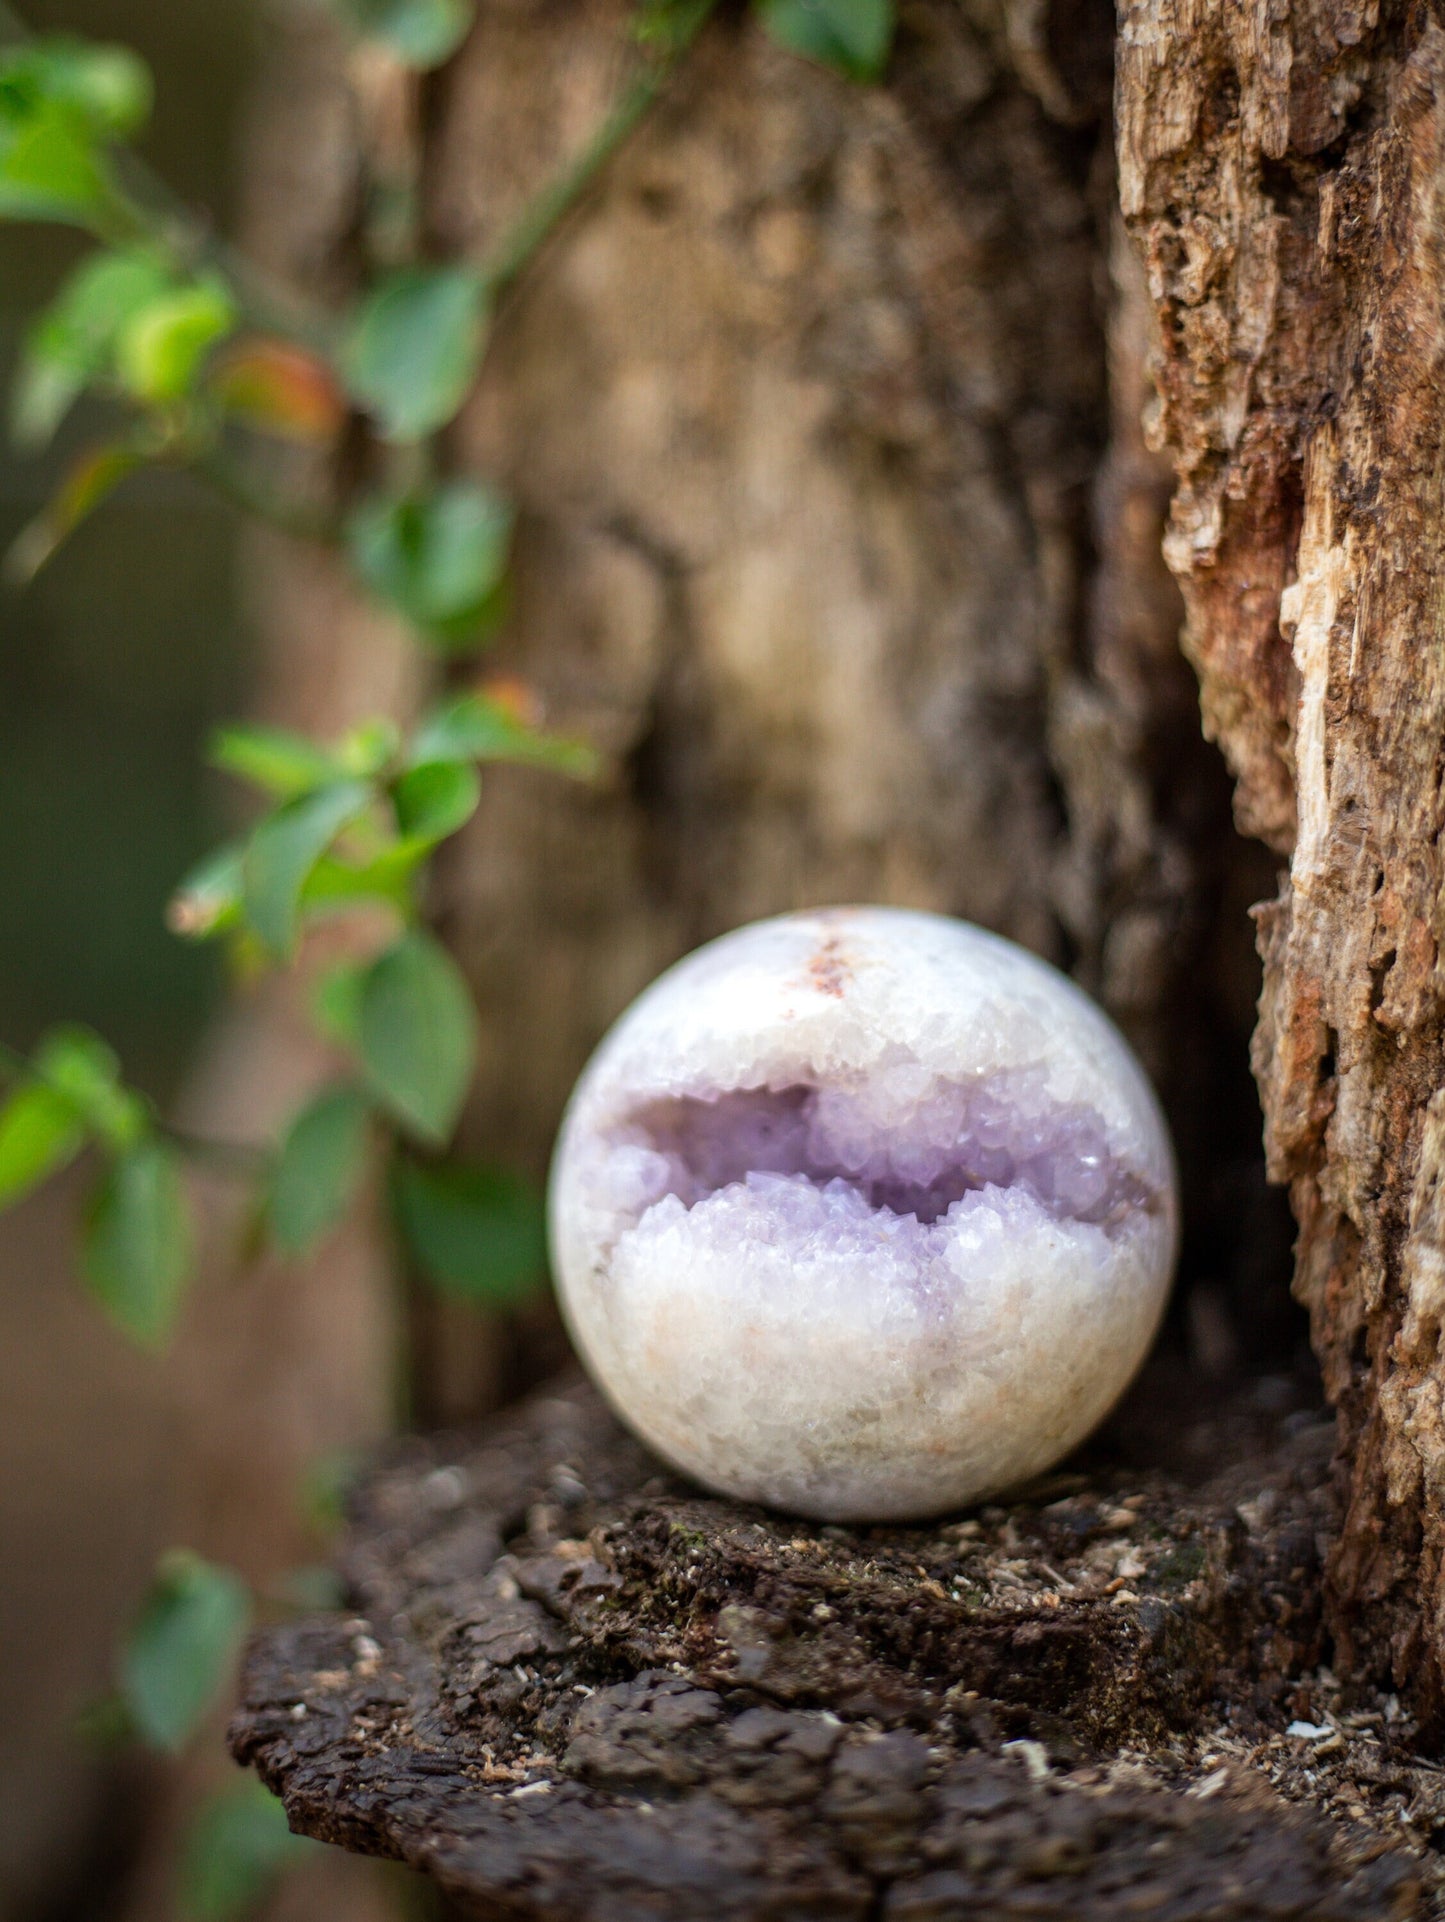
left=209, top=338, right=346, bottom=444
left=4, top=441, right=144, bottom=583
left=477, top=674, right=539, bottom=727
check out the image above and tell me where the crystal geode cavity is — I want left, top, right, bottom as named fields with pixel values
left=548, top=907, right=1177, bottom=1522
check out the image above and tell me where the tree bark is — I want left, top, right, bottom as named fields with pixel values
left=419, top=0, right=1278, bottom=1415
left=1116, top=0, right=1445, bottom=1718
left=216, top=0, right=1292, bottom=1663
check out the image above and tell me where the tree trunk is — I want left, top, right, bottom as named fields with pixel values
left=1116, top=0, right=1445, bottom=1719
left=420, top=0, right=1278, bottom=1416
left=225, top=0, right=1290, bottom=1549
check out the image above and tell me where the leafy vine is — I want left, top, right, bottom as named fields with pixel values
left=0, top=0, right=894, bottom=1908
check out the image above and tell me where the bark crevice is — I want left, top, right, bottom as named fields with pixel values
left=1119, top=0, right=1445, bottom=1717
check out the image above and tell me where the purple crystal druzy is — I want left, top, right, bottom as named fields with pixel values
left=548, top=907, right=1177, bottom=1522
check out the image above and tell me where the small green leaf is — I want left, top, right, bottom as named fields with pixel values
left=347, top=481, right=512, bottom=649
left=12, top=248, right=173, bottom=448
left=121, top=1550, right=250, bottom=1755
left=393, top=1155, right=547, bottom=1303
left=83, top=1140, right=191, bottom=1348
left=755, top=0, right=893, bottom=81
left=301, top=844, right=418, bottom=917
left=411, top=689, right=600, bottom=779
left=0, top=1079, right=84, bottom=1211
left=358, top=930, right=477, bottom=1144
left=210, top=724, right=345, bottom=800
left=0, top=104, right=113, bottom=226
left=11, top=348, right=81, bottom=453
left=168, top=841, right=245, bottom=941
left=39, top=1024, right=147, bottom=1149
left=336, top=716, right=402, bottom=779
left=116, top=280, right=238, bottom=406
left=312, top=960, right=367, bottom=1049
left=391, top=759, right=481, bottom=843
left=0, top=37, right=153, bottom=138
left=345, top=264, right=487, bottom=441
left=178, top=1781, right=316, bottom=1922
left=329, top=0, right=475, bottom=69
left=270, top=1085, right=372, bottom=1256
left=242, top=779, right=374, bottom=956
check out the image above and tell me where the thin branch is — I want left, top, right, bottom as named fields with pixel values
left=0, top=0, right=341, bottom=357
left=0, top=1036, right=270, bottom=1178
left=481, top=0, right=718, bottom=302
left=155, top=1122, right=271, bottom=1177
left=190, top=442, right=343, bottom=544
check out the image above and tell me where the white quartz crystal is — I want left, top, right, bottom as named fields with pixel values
left=548, top=907, right=1177, bottom=1522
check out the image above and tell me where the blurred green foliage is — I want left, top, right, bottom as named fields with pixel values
left=0, top=0, right=252, bottom=1087
left=0, top=0, right=897, bottom=1909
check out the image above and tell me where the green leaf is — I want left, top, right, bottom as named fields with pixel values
left=0, top=103, right=113, bottom=226
left=242, top=779, right=374, bottom=957
left=12, top=347, right=81, bottom=453
left=358, top=930, right=477, bottom=1144
left=329, top=0, right=475, bottom=69
left=116, top=279, right=238, bottom=405
left=210, top=724, right=345, bottom=800
left=301, top=844, right=418, bottom=918
left=178, top=1781, right=316, bottom=1922
left=347, top=481, right=512, bottom=649
left=391, top=758, right=481, bottom=843
left=393, top=1156, right=547, bottom=1304
left=0, top=36, right=147, bottom=228
left=336, top=716, right=402, bottom=779
left=269, top=1085, right=372, bottom=1256
left=0, top=1079, right=84, bottom=1211
left=168, top=841, right=245, bottom=941
left=312, top=960, right=367, bottom=1049
left=120, top=1550, right=249, bottom=1755
left=0, top=37, right=153, bottom=138
left=83, top=1140, right=191, bottom=1348
left=38, top=1024, right=147, bottom=1149
left=12, top=248, right=173, bottom=448
left=755, top=0, right=893, bottom=81
left=344, top=264, right=487, bottom=441
left=411, top=689, right=600, bottom=779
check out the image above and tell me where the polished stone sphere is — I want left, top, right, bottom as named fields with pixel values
left=548, top=906, right=1177, bottom=1521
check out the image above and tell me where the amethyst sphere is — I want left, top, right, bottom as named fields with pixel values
left=548, top=907, right=1177, bottom=1522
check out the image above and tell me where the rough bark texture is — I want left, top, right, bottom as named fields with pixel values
left=424, top=0, right=1281, bottom=1413
left=226, top=0, right=1289, bottom=1418
left=1116, top=1, right=1445, bottom=1716
left=232, top=1375, right=1441, bottom=1920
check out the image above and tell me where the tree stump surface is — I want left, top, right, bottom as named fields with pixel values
left=231, top=1378, right=1443, bottom=1920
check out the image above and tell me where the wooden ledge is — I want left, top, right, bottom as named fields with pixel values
left=230, top=1377, right=1433, bottom=1919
